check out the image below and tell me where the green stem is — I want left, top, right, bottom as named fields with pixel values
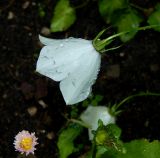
left=69, top=118, right=90, bottom=128
left=130, top=3, right=149, bottom=12
left=115, top=92, right=160, bottom=111
left=91, top=142, right=97, bottom=158
left=93, top=25, right=160, bottom=53
left=103, top=25, right=158, bottom=42
left=73, top=0, right=90, bottom=9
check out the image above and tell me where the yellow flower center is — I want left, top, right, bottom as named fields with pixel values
left=20, top=137, right=33, bottom=151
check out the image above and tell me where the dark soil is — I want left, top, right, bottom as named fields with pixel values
left=0, top=0, right=160, bottom=158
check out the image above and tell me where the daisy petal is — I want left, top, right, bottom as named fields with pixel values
left=14, top=130, right=38, bottom=155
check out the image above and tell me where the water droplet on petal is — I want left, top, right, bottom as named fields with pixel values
left=72, top=81, right=76, bottom=87
left=60, top=43, right=64, bottom=47
left=53, top=60, right=56, bottom=65
left=71, top=78, right=77, bottom=87
left=43, top=56, right=48, bottom=59
left=56, top=69, right=62, bottom=74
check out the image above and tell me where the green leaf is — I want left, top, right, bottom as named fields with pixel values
left=50, top=0, right=76, bottom=32
left=91, top=95, right=103, bottom=106
left=115, top=9, right=142, bottom=42
left=82, top=94, right=103, bottom=107
left=84, top=146, right=107, bottom=158
left=98, top=0, right=127, bottom=23
left=96, top=146, right=108, bottom=158
left=148, top=3, right=160, bottom=32
left=106, top=124, right=121, bottom=139
left=95, top=95, right=103, bottom=102
left=57, top=124, right=83, bottom=158
left=101, top=139, right=160, bottom=158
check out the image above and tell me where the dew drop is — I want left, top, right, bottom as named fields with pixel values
left=56, top=69, right=62, bottom=74
left=71, top=78, right=77, bottom=87
left=53, top=60, right=56, bottom=65
left=43, top=55, right=48, bottom=59
left=60, top=43, right=64, bottom=47
left=72, top=81, right=76, bottom=87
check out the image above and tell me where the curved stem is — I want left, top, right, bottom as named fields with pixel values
left=73, top=0, right=90, bottom=9
left=93, top=25, right=160, bottom=53
left=115, top=92, right=160, bottom=111
left=130, top=3, right=149, bottom=12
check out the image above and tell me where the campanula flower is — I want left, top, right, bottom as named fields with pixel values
left=36, top=26, right=156, bottom=105
left=36, top=36, right=101, bottom=105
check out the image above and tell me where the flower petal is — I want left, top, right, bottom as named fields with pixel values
left=36, top=37, right=93, bottom=81
left=39, top=35, right=90, bottom=46
left=14, top=130, right=38, bottom=155
left=80, top=106, right=115, bottom=140
left=60, top=48, right=101, bottom=105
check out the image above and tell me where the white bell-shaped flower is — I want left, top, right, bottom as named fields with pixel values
left=36, top=36, right=101, bottom=105
left=80, top=106, right=115, bottom=140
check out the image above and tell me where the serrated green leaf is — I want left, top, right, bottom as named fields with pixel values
left=98, top=0, right=127, bottom=23
left=50, top=0, right=76, bottom=32
left=101, top=139, right=160, bottom=158
left=148, top=4, right=160, bottom=32
left=115, top=9, right=142, bottom=42
left=57, top=124, right=83, bottom=158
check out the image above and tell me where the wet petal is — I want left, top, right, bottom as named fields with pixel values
left=36, top=36, right=101, bottom=105
left=36, top=37, right=93, bottom=81
left=39, top=35, right=91, bottom=47
left=60, top=48, right=101, bottom=105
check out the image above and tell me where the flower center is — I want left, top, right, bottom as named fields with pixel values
left=20, top=137, right=33, bottom=151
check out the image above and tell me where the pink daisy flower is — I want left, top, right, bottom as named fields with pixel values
left=14, top=130, right=38, bottom=156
